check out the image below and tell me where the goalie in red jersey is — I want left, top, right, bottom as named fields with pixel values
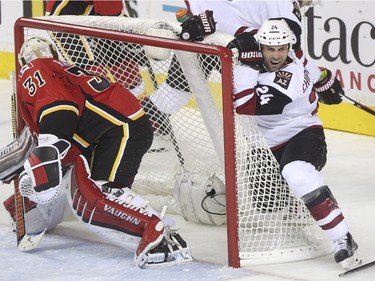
left=1, top=37, right=192, bottom=268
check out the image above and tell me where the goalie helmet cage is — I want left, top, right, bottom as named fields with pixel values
left=14, top=16, right=332, bottom=268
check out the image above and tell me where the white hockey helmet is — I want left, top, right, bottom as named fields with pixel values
left=18, top=37, right=59, bottom=67
left=257, top=19, right=293, bottom=48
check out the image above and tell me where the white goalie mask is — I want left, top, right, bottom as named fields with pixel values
left=18, top=37, right=59, bottom=67
left=257, top=19, right=294, bottom=48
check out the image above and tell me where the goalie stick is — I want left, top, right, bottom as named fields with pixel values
left=9, top=71, right=46, bottom=251
left=339, top=260, right=375, bottom=277
left=340, top=93, right=375, bottom=116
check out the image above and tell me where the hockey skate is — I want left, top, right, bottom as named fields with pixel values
left=334, top=232, right=362, bottom=270
left=135, top=226, right=193, bottom=268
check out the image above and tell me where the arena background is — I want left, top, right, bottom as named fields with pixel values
left=0, top=0, right=374, bottom=136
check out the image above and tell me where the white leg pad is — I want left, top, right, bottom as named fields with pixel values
left=24, top=192, right=70, bottom=234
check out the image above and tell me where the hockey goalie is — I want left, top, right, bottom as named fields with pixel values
left=0, top=37, right=192, bottom=268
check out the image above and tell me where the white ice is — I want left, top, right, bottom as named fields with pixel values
left=1, top=79, right=375, bottom=281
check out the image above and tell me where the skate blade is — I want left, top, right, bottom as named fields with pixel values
left=340, top=251, right=362, bottom=270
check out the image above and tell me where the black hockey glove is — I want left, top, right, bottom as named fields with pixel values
left=179, top=10, right=216, bottom=41
left=226, top=32, right=263, bottom=70
left=314, top=68, right=344, bottom=105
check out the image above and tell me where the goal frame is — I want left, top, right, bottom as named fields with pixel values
left=13, top=17, right=241, bottom=268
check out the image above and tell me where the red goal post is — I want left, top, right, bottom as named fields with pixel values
left=13, top=16, right=331, bottom=268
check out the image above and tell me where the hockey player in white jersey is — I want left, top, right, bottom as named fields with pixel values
left=147, top=0, right=322, bottom=115
left=233, top=18, right=361, bottom=270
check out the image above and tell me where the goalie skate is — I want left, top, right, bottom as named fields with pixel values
left=139, top=230, right=193, bottom=268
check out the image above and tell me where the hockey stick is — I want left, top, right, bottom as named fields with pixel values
left=143, top=54, right=185, bottom=168
left=9, top=71, right=46, bottom=251
left=124, top=0, right=136, bottom=18
left=340, top=93, right=375, bottom=116
left=339, top=260, right=375, bottom=277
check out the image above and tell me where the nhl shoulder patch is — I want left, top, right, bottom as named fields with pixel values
left=273, top=71, right=293, bottom=89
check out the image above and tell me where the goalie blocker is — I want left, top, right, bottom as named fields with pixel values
left=0, top=126, right=35, bottom=183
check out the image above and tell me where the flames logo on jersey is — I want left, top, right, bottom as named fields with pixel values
left=274, top=71, right=293, bottom=89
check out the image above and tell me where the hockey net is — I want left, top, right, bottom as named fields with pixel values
left=14, top=16, right=331, bottom=267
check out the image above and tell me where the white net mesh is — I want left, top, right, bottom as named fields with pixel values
left=18, top=15, right=332, bottom=265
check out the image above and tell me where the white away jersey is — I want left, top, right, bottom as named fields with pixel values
left=234, top=57, right=322, bottom=148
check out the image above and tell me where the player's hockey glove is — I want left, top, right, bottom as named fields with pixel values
left=179, top=10, right=216, bottom=41
left=226, top=31, right=263, bottom=70
left=314, top=68, right=344, bottom=105
left=19, top=134, right=71, bottom=204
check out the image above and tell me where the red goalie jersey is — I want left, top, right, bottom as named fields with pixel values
left=17, top=58, right=144, bottom=165
left=46, top=0, right=125, bottom=16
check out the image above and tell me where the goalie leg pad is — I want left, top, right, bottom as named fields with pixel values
left=68, top=155, right=168, bottom=254
left=134, top=218, right=166, bottom=268
left=3, top=192, right=70, bottom=234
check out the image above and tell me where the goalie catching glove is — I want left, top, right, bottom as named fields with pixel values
left=20, top=134, right=71, bottom=204
left=226, top=31, right=263, bottom=70
left=314, top=68, right=344, bottom=105
left=179, top=10, right=216, bottom=41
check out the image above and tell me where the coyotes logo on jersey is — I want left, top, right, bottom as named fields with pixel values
left=274, top=71, right=293, bottom=89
